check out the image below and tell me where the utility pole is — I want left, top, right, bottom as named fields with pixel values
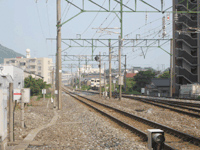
left=170, top=39, right=173, bottom=97
left=21, top=89, right=25, bottom=128
left=9, top=83, right=13, bottom=142
left=79, top=58, right=81, bottom=89
left=124, top=55, right=127, bottom=92
left=57, top=0, right=62, bottom=110
left=52, top=68, right=56, bottom=108
left=109, top=40, right=112, bottom=98
left=119, top=0, right=123, bottom=100
left=99, top=52, right=101, bottom=98
left=118, top=36, right=123, bottom=100
left=119, top=35, right=122, bottom=101
left=71, top=64, right=74, bottom=88
left=104, top=63, right=106, bottom=98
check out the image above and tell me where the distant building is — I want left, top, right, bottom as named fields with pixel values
left=145, top=78, right=170, bottom=97
left=126, top=73, right=137, bottom=78
left=4, top=49, right=53, bottom=84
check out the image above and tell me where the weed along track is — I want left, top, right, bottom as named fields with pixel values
left=63, top=88, right=200, bottom=150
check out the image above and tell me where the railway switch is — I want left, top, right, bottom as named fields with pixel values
left=147, top=129, right=165, bottom=150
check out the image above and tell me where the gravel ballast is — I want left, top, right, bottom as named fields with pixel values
left=33, top=93, right=147, bottom=149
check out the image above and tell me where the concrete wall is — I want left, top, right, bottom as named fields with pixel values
left=0, top=89, right=7, bottom=143
left=0, top=65, right=24, bottom=89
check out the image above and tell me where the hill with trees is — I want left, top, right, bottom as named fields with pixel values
left=0, top=44, right=25, bottom=64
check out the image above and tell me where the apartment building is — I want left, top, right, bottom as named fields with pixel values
left=4, top=49, right=53, bottom=84
left=173, top=0, right=199, bottom=96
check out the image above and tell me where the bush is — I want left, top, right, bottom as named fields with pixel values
left=24, top=75, right=51, bottom=96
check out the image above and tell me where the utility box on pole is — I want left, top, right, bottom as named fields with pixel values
left=118, top=76, right=124, bottom=85
left=0, top=89, right=7, bottom=150
left=13, top=89, right=21, bottom=102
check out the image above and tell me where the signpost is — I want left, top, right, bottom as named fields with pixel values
left=42, top=89, right=46, bottom=101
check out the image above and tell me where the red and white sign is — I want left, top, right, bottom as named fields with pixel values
left=13, top=89, right=21, bottom=101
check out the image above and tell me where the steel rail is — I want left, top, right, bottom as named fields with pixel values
left=63, top=88, right=200, bottom=149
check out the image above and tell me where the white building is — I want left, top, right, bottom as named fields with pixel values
left=0, top=65, right=24, bottom=89
left=4, top=49, right=53, bottom=84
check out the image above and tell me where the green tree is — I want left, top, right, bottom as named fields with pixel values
left=133, top=70, right=156, bottom=92
left=158, top=71, right=170, bottom=78
left=24, top=76, right=51, bottom=96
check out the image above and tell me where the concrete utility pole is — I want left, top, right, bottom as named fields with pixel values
left=57, top=0, right=62, bottom=110
left=170, top=39, right=173, bottom=97
left=104, top=63, right=106, bottom=98
left=21, top=89, right=25, bottom=128
left=124, top=55, right=127, bottom=92
left=79, top=58, right=81, bottom=89
left=119, top=35, right=122, bottom=101
left=71, top=64, right=74, bottom=88
left=99, top=52, right=101, bottom=98
left=9, top=83, right=14, bottom=142
left=109, top=40, right=112, bottom=99
left=52, top=69, right=56, bottom=108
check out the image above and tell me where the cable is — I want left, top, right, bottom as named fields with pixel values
left=81, top=0, right=107, bottom=35
left=63, top=0, right=74, bottom=22
left=36, top=3, right=46, bottom=39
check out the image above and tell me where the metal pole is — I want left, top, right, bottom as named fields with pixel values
left=9, top=83, right=13, bottom=142
left=43, top=92, right=45, bottom=101
left=119, top=0, right=123, bottom=100
left=104, top=63, right=106, bottom=98
left=21, top=89, right=24, bottom=128
left=124, top=55, right=127, bottom=92
left=109, top=40, right=112, bottom=98
left=119, top=35, right=122, bottom=100
left=52, top=69, right=56, bottom=108
left=170, top=39, right=173, bottom=97
left=99, top=52, right=102, bottom=97
left=79, top=58, right=81, bottom=89
left=57, top=0, right=62, bottom=110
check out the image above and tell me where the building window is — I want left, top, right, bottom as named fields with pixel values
left=20, top=62, right=26, bottom=66
left=30, top=65, right=35, bottom=69
left=38, top=66, right=41, bottom=71
left=38, top=60, right=41, bottom=64
left=6, top=61, right=9, bottom=64
left=48, top=60, right=50, bottom=65
left=10, top=60, right=16, bottom=63
left=29, top=59, right=36, bottom=63
left=38, top=72, right=41, bottom=76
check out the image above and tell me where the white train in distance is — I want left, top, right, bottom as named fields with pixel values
left=90, top=78, right=106, bottom=90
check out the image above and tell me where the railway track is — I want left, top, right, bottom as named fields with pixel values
left=63, top=88, right=200, bottom=150
left=76, top=89, right=200, bottom=118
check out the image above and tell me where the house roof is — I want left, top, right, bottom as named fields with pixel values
left=126, top=73, right=137, bottom=78
left=151, top=78, right=170, bottom=87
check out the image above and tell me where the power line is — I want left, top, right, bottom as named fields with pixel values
left=81, top=0, right=107, bottom=36
left=35, top=3, right=45, bottom=39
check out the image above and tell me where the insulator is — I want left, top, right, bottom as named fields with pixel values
left=174, top=9, right=178, bottom=22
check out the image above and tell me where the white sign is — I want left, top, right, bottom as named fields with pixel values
left=13, top=89, right=21, bottom=101
left=118, top=76, right=124, bottom=85
left=141, top=88, right=145, bottom=94
left=22, top=88, right=30, bottom=103
left=42, top=89, right=46, bottom=94
left=55, top=90, right=58, bottom=95
left=113, top=79, right=116, bottom=84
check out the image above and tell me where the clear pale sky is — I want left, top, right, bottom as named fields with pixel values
left=0, top=0, right=172, bottom=72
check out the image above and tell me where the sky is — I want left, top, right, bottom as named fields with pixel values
left=0, top=0, right=172, bottom=73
